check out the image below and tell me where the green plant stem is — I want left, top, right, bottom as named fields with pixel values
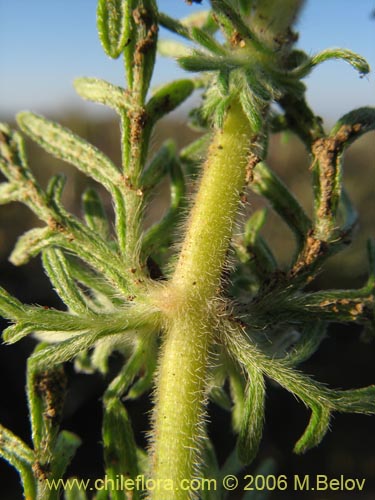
left=150, top=100, right=255, bottom=499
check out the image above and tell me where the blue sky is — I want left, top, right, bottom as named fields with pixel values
left=0, top=0, right=374, bottom=122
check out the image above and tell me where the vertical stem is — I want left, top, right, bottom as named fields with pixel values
left=150, top=101, right=254, bottom=499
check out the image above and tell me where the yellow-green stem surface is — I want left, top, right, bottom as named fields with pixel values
left=150, top=101, right=254, bottom=499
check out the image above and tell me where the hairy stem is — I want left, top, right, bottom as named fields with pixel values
left=150, top=101, right=254, bottom=499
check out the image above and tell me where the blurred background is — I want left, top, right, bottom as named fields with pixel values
left=1, top=1, right=374, bottom=499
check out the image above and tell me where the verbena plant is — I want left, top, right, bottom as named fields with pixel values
left=1, top=1, right=374, bottom=499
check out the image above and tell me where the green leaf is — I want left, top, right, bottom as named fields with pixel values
left=141, top=140, right=176, bottom=191
left=310, top=48, right=370, bottom=76
left=9, top=226, right=63, bottom=266
left=147, top=79, right=195, bottom=125
left=228, top=363, right=246, bottom=434
left=103, top=399, right=140, bottom=500
left=127, top=338, right=157, bottom=399
left=243, top=209, right=278, bottom=277
left=239, top=90, right=262, bottom=133
left=46, top=174, right=67, bottom=208
left=65, top=257, right=120, bottom=303
left=42, top=248, right=90, bottom=314
left=157, top=39, right=191, bottom=58
left=181, top=10, right=218, bottom=35
left=27, top=348, right=67, bottom=451
left=29, top=331, right=106, bottom=368
left=251, top=162, right=312, bottom=250
left=4, top=303, right=151, bottom=345
left=190, top=26, right=226, bottom=55
left=0, top=124, right=31, bottom=181
left=294, top=404, right=331, bottom=454
left=0, top=182, right=20, bottom=204
left=178, top=53, right=237, bottom=73
left=64, top=480, right=89, bottom=500
left=238, top=366, right=265, bottom=464
left=17, top=112, right=121, bottom=193
left=82, top=188, right=111, bottom=240
left=74, top=77, right=130, bottom=113
left=0, top=424, right=36, bottom=500
left=210, top=0, right=260, bottom=48
left=97, top=0, right=129, bottom=59
left=124, top=0, right=158, bottom=102
left=285, top=322, right=327, bottom=367
left=142, top=157, right=186, bottom=256
left=158, top=12, right=190, bottom=40
left=0, top=286, right=25, bottom=319
left=330, top=107, right=375, bottom=147
left=52, top=431, right=82, bottom=481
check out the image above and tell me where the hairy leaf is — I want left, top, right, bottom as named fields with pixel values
left=17, top=113, right=122, bottom=192
left=97, top=0, right=129, bottom=59
left=74, top=77, right=130, bottom=112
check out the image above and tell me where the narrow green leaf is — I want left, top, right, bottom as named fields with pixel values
left=0, top=286, right=25, bottom=319
left=190, top=26, right=226, bottom=55
left=251, top=162, right=312, bottom=250
left=0, top=425, right=36, bottom=500
left=141, top=140, right=175, bottom=191
left=64, top=481, right=89, bottom=500
left=127, top=338, right=157, bottom=399
left=82, top=188, right=111, bottom=240
left=330, top=107, right=375, bottom=147
left=243, top=209, right=278, bottom=276
left=239, top=90, right=262, bottom=133
left=27, top=349, right=67, bottom=451
left=2, top=323, right=35, bottom=344
left=52, top=431, right=82, bottom=481
left=245, top=70, right=272, bottom=102
left=311, top=48, right=370, bottom=76
left=42, top=248, right=89, bottom=314
left=217, top=69, right=230, bottom=96
left=17, top=113, right=121, bottom=192
left=142, top=157, right=185, bottom=256
left=10, top=226, right=63, bottom=266
left=0, top=182, right=20, bottom=204
left=158, top=12, right=190, bottom=39
left=103, top=399, right=140, bottom=500
left=104, top=342, right=147, bottom=400
left=97, top=0, right=129, bottom=59
left=29, top=331, right=105, bottom=368
left=124, top=0, right=158, bottom=101
left=294, top=404, right=331, bottom=454
left=46, top=174, right=67, bottom=208
left=238, top=366, right=265, bottom=464
left=0, top=424, right=34, bottom=462
left=245, top=209, right=267, bottom=241
left=147, top=79, right=195, bottom=125
left=181, top=10, right=218, bottom=34
left=332, top=385, right=375, bottom=414
left=228, top=363, right=246, bottom=434
left=178, top=53, right=237, bottom=72
left=157, top=39, right=191, bottom=58
left=337, top=188, right=358, bottom=234
left=286, top=322, right=327, bottom=367
left=74, top=77, right=130, bottom=113
left=0, top=124, right=31, bottom=181
left=65, top=257, right=120, bottom=303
